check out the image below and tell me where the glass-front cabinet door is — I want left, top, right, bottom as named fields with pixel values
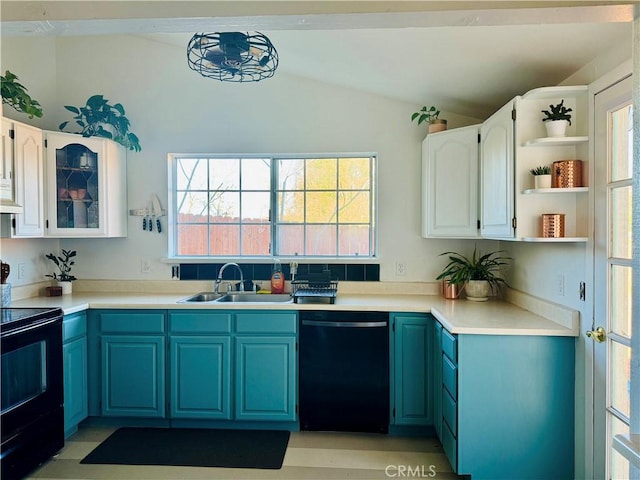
left=45, top=132, right=127, bottom=237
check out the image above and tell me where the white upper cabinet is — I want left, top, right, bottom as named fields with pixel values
left=45, top=132, right=127, bottom=237
left=422, top=125, right=480, bottom=238
left=480, top=99, right=517, bottom=239
left=13, top=121, right=45, bottom=236
left=0, top=118, right=16, bottom=210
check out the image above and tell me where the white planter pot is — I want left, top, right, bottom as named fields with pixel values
left=534, top=174, right=552, bottom=189
left=544, top=119, right=569, bottom=137
left=57, top=281, right=73, bottom=295
left=465, top=280, right=490, bottom=302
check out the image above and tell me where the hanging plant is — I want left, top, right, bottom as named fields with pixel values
left=1, top=70, right=43, bottom=118
left=59, top=94, right=142, bottom=152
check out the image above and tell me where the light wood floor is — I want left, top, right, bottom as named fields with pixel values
left=28, top=425, right=464, bottom=480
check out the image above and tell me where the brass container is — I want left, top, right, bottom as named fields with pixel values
left=442, top=280, right=461, bottom=299
left=542, top=213, right=565, bottom=238
left=552, top=160, right=583, bottom=188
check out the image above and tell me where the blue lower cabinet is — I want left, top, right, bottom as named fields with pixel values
left=391, top=313, right=433, bottom=426
left=63, top=312, right=88, bottom=437
left=169, top=336, right=231, bottom=419
left=101, top=335, right=165, bottom=417
left=234, top=336, right=296, bottom=421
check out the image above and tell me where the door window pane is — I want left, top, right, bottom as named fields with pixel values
left=610, top=105, right=632, bottom=182
left=610, top=415, right=631, bottom=480
left=610, top=186, right=632, bottom=259
left=610, top=265, right=632, bottom=338
left=609, top=341, right=631, bottom=418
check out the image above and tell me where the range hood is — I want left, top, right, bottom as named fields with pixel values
left=0, top=199, right=23, bottom=214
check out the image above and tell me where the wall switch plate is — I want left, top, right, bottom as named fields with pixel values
left=555, top=274, right=565, bottom=297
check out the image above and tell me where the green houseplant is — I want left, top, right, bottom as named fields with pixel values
left=45, top=249, right=77, bottom=294
left=411, top=105, right=447, bottom=133
left=436, top=247, right=511, bottom=301
left=1, top=70, right=43, bottom=118
left=541, top=99, right=572, bottom=137
left=59, top=94, right=141, bottom=151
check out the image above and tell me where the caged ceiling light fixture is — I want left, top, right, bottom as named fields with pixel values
left=187, top=31, right=279, bottom=83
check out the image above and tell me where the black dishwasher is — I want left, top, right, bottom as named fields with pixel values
left=299, top=310, right=389, bottom=433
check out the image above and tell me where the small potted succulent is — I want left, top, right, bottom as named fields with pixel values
left=530, top=165, right=552, bottom=189
left=45, top=249, right=77, bottom=294
left=436, top=247, right=511, bottom=302
left=541, top=99, right=572, bottom=137
left=411, top=105, right=447, bottom=134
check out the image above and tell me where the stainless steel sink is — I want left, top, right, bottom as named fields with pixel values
left=215, top=293, right=293, bottom=303
left=177, top=292, right=225, bottom=303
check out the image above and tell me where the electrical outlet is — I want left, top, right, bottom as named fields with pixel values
left=555, top=274, right=565, bottom=297
left=141, top=259, right=151, bottom=274
left=17, top=263, right=26, bottom=280
left=396, top=261, right=406, bottom=276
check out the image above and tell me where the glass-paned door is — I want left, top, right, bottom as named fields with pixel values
left=593, top=75, right=634, bottom=480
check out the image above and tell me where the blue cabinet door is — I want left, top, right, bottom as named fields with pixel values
left=392, top=314, right=433, bottom=426
left=63, top=336, right=88, bottom=437
left=234, top=336, right=296, bottom=421
left=169, top=336, right=231, bottom=419
left=101, top=335, right=165, bottom=417
left=433, top=320, right=443, bottom=440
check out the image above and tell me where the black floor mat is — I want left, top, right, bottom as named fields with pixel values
left=80, top=427, right=290, bottom=469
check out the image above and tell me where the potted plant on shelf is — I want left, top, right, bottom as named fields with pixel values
left=45, top=249, right=77, bottom=294
left=59, top=94, right=142, bottom=151
left=411, top=105, right=447, bottom=134
left=1, top=70, right=43, bottom=118
left=436, top=247, right=511, bottom=302
left=530, top=165, right=552, bottom=189
left=541, top=99, right=572, bottom=137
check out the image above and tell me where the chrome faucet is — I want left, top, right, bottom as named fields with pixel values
left=214, top=263, right=244, bottom=294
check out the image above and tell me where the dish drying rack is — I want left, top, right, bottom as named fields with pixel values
left=291, top=274, right=338, bottom=304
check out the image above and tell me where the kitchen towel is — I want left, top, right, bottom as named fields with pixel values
left=80, top=427, right=290, bottom=469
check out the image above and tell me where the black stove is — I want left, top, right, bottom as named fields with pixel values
left=1, top=307, right=63, bottom=334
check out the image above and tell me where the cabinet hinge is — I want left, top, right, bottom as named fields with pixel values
left=512, top=217, right=517, bottom=229
left=295, top=404, right=298, bottom=415
left=8, top=129, right=14, bottom=140
left=295, top=342, right=298, bottom=352
left=511, top=108, right=516, bottom=121
left=392, top=321, right=395, bottom=332
left=392, top=407, right=395, bottom=418
left=44, top=138, right=47, bottom=148
left=11, top=217, right=16, bottom=229
left=477, top=133, right=481, bottom=144
left=477, top=220, right=481, bottom=230
left=45, top=219, right=49, bottom=229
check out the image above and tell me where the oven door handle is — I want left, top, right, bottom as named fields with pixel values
left=302, top=320, right=387, bottom=328
left=1, top=317, right=61, bottom=337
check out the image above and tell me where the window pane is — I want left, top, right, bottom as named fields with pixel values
left=610, top=415, right=631, bottom=480
left=610, top=265, right=632, bottom=338
left=339, top=191, right=370, bottom=223
left=277, top=192, right=304, bottom=223
left=177, top=158, right=208, bottom=190
left=241, top=225, right=270, bottom=256
left=177, top=192, right=208, bottom=222
left=241, top=158, right=270, bottom=190
left=209, top=225, right=239, bottom=255
left=241, top=192, right=270, bottom=222
left=339, top=157, right=370, bottom=190
left=306, top=192, right=337, bottom=223
left=277, top=159, right=304, bottom=190
left=306, top=225, right=337, bottom=255
left=210, top=192, right=239, bottom=221
left=306, top=158, right=336, bottom=190
left=610, top=341, right=631, bottom=418
left=338, top=225, right=370, bottom=256
left=177, top=224, right=208, bottom=255
left=610, top=105, right=632, bottom=182
left=278, top=225, right=304, bottom=256
left=210, top=158, right=239, bottom=189
left=610, top=186, right=632, bottom=259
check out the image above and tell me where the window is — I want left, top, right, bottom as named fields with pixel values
left=169, top=154, right=376, bottom=258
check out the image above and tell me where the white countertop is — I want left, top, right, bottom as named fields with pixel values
left=10, top=289, right=579, bottom=337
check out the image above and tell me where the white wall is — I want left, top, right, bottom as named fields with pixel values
left=0, top=34, right=482, bottom=284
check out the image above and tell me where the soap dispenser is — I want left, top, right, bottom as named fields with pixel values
left=270, top=259, right=285, bottom=294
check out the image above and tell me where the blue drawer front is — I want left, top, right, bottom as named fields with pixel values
left=442, top=354, right=458, bottom=400
left=442, top=420, right=458, bottom=471
left=235, top=312, right=297, bottom=334
left=442, top=388, right=457, bottom=435
left=169, top=312, right=232, bottom=333
left=442, top=329, right=457, bottom=362
left=63, top=312, right=87, bottom=342
left=100, top=312, right=165, bottom=333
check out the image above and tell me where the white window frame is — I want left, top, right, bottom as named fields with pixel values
left=167, top=153, right=378, bottom=260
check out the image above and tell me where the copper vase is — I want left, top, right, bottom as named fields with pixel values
left=442, top=280, right=461, bottom=300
